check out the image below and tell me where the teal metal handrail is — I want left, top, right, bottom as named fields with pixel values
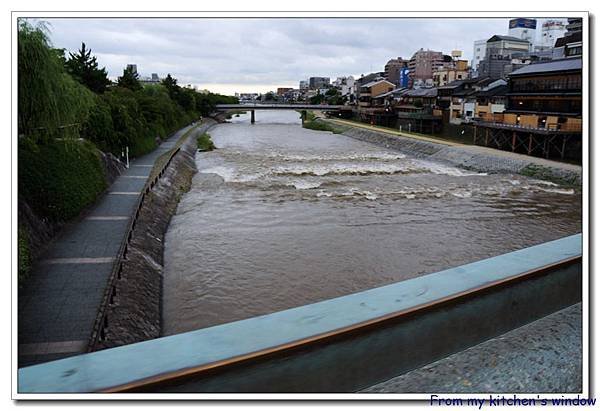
left=18, top=234, right=582, bottom=394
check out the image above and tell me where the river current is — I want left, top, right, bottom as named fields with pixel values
left=162, top=110, right=581, bottom=335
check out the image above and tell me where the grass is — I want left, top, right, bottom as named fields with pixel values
left=519, top=164, right=580, bottom=187
left=197, top=132, right=216, bottom=151
left=300, top=110, right=346, bottom=134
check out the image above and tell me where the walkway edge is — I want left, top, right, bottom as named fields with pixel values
left=87, top=123, right=207, bottom=352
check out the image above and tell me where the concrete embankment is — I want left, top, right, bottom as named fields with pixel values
left=96, top=120, right=216, bottom=350
left=322, top=118, right=582, bottom=185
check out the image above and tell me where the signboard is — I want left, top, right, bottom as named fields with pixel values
left=399, top=68, right=410, bottom=88
left=509, top=18, right=537, bottom=29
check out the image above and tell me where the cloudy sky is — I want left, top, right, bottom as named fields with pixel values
left=38, top=17, right=548, bottom=94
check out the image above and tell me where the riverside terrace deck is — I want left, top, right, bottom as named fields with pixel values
left=473, top=121, right=582, bottom=160
left=17, top=123, right=212, bottom=367
left=18, top=234, right=582, bottom=394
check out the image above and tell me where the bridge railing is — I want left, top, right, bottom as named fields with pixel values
left=17, top=234, right=582, bottom=395
left=214, top=104, right=348, bottom=110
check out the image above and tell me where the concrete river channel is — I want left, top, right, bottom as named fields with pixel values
left=162, top=110, right=581, bottom=335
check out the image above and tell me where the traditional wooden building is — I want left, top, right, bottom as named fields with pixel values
left=358, top=79, right=395, bottom=108
left=473, top=58, right=582, bottom=160
left=396, top=88, right=443, bottom=133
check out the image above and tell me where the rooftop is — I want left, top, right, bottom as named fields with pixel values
left=405, top=88, right=438, bottom=97
left=362, top=79, right=395, bottom=89
left=509, top=58, right=582, bottom=77
left=476, top=84, right=509, bottom=97
left=487, top=35, right=531, bottom=43
left=374, top=88, right=409, bottom=99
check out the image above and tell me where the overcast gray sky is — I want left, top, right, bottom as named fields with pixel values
left=40, top=18, right=534, bottom=94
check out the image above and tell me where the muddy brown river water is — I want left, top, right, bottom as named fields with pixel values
left=162, top=110, right=581, bottom=335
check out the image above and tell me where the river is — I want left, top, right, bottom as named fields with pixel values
left=162, top=110, right=581, bottom=335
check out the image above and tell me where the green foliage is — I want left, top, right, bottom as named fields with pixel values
left=18, top=19, right=240, bottom=235
left=65, top=42, right=111, bottom=93
left=81, top=95, right=117, bottom=153
left=309, top=93, right=325, bottom=105
left=304, top=110, right=316, bottom=121
left=325, top=89, right=346, bottom=105
left=195, top=92, right=238, bottom=115
left=18, top=138, right=107, bottom=222
left=18, top=226, right=31, bottom=284
left=100, top=87, right=156, bottom=157
left=18, top=20, right=95, bottom=140
left=117, top=66, right=142, bottom=91
left=302, top=118, right=341, bottom=133
left=161, top=74, right=179, bottom=98
left=519, top=164, right=579, bottom=186
left=197, top=133, right=216, bottom=151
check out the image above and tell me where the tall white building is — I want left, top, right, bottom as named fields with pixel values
left=472, top=39, right=488, bottom=76
left=538, top=20, right=568, bottom=50
left=508, top=18, right=537, bottom=50
left=333, top=76, right=355, bottom=96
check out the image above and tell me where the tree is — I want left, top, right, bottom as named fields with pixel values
left=117, top=66, right=142, bottom=91
left=177, top=87, right=196, bottom=112
left=309, top=93, right=325, bottom=105
left=161, top=74, right=180, bottom=99
left=65, top=42, right=111, bottom=93
left=18, top=20, right=94, bottom=140
left=325, top=88, right=338, bottom=97
left=325, top=88, right=345, bottom=105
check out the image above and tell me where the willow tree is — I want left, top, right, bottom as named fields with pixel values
left=18, top=20, right=94, bottom=140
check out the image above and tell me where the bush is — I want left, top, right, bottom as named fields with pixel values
left=197, top=133, right=216, bottom=151
left=18, top=138, right=107, bottom=222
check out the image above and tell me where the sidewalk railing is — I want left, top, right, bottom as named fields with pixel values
left=88, top=125, right=195, bottom=352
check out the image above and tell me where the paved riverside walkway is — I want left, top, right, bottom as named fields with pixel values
left=362, top=303, right=582, bottom=393
left=18, top=123, right=208, bottom=367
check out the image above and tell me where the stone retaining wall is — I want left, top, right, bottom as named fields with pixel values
left=327, top=121, right=581, bottom=185
left=96, top=122, right=215, bottom=349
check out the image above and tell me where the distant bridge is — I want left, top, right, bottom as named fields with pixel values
left=214, top=104, right=350, bottom=123
left=215, top=104, right=347, bottom=110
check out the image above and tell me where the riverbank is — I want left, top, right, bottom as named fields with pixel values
left=18, top=123, right=208, bottom=367
left=94, top=120, right=216, bottom=350
left=319, top=117, right=582, bottom=186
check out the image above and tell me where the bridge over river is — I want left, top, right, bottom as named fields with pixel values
left=214, top=103, right=349, bottom=123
